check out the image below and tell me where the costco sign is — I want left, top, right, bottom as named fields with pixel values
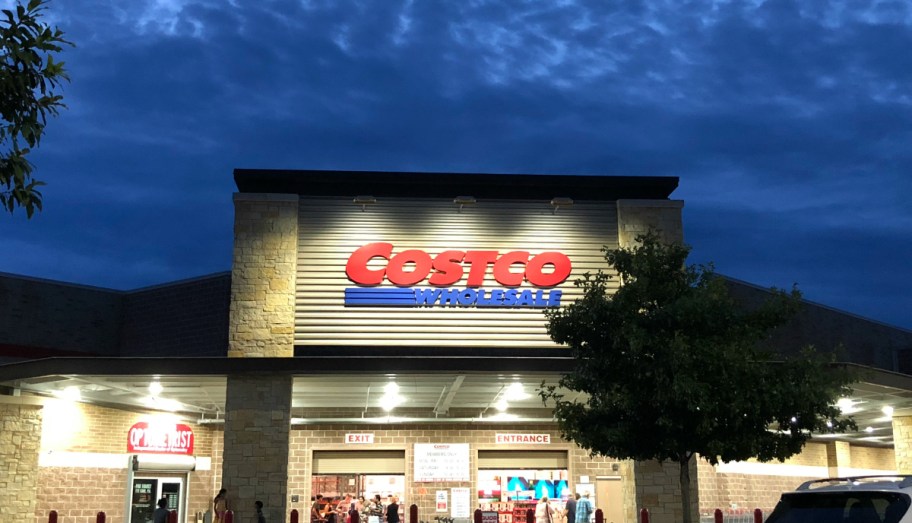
left=344, top=242, right=571, bottom=308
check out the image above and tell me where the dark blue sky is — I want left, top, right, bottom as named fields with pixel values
left=1, top=0, right=910, bottom=330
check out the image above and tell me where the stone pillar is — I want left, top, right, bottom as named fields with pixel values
left=825, top=440, right=852, bottom=477
left=0, top=397, right=43, bottom=522
left=229, top=193, right=299, bottom=358
left=892, top=414, right=912, bottom=473
left=223, top=193, right=298, bottom=520
left=633, top=458, right=699, bottom=523
left=223, top=376, right=293, bottom=522
left=616, top=200, right=685, bottom=248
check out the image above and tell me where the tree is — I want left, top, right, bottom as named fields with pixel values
left=1, top=0, right=71, bottom=217
left=540, top=231, right=857, bottom=523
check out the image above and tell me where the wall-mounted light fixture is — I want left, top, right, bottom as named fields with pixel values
left=353, top=195, right=377, bottom=212
left=453, top=195, right=476, bottom=213
left=53, top=385, right=82, bottom=402
left=148, top=380, right=163, bottom=396
left=550, top=197, right=574, bottom=214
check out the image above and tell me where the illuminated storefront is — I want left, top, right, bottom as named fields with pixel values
left=1, top=169, right=911, bottom=523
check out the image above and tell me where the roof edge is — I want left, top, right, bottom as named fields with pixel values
left=234, top=169, right=679, bottom=201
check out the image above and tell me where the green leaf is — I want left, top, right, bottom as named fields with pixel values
left=0, top=0, right=72, bottom=218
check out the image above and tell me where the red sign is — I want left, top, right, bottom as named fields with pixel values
left=127, top=421, right=194, bottom=454
left=346, top=242, right=572, bottom=287
left=345, top=433, right=375, bottom=444
left=495, top=433, right=551, bottom=444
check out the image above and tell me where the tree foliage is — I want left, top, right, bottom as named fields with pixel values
left=1, top=0, right=71, bottom=217
left=541, top=232, right=857, bottom=523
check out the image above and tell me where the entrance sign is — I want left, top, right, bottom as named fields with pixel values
left=414, top=443, right=470, bottom=482
left=495, top=433, right=552, bottom=444
left=345, top=243, right=571, bottom=308
left=127, top=422, right=194, bottom=454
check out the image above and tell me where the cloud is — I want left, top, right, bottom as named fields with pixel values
left=0, top=0, right=909, bottom=328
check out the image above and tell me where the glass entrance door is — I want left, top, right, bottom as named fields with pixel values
left=130, top=477, right=184, bottom=523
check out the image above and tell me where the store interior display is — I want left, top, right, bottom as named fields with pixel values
left=312, top=474, right=406, bottom=505
left=477, top=470, right=569, bottom=523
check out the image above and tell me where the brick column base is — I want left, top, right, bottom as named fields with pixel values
left=222, top=375, right=292, bottom=521
left=0, top=398, right=42, bottom=521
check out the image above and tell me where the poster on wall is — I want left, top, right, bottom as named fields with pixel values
left=436, top=490, right=448, bottom=512
left=414, top=444, right=470, bottom=482
left=130, top=479, right=157, bottom=523
left=451, top=488, right=471, bottom=518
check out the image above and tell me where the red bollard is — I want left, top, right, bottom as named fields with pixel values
left=714, top=508, right=723, bottom=523
left=594, top=508, right=604, bottom=523
left=96, top=512, right=106, bottom=523
left=224, top=510, right=234, bottom=523
left=410, top=504, right=418, bottom=523
left=291, top=508, right=300, bottom=523
left=475, top=508, right=483, bottom=523
left=639, top=508, right=649, bottom=523
left=48, top=511, right=58, bottom=523
left=169, top=509, right=178, bottom=523
left=753, top=508, right=763, bottom=523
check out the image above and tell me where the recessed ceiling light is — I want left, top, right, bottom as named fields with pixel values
left=149, top=381, right=163, bottom=396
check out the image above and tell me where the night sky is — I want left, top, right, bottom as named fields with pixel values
left=1, top=1, right=910, bottom=330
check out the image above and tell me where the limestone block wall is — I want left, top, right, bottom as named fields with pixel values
left=0, top=399, right=42, bottom=522
left=222, top=375, right=292, bottom=522
left=695, top=441, right=896, bottom=517
left=228, top=193, right=298, bottom=358
left=633, top=458, right=698, bottom=523
left=851, top=445, right=894, bottom=470
left=696, top=461, right=815, bottom=517
left=286, top=424, right=628, bottom=521
left=616, top=200, right=685, bottom=248
left=893, top=415, right=912, bottom=473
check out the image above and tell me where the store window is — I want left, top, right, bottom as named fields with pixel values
left=312, top=450, right=407, bottom=511
left=477, top=451, right=570, bottom=523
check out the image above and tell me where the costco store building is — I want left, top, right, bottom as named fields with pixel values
left=1, top=170, right=910, bottom=523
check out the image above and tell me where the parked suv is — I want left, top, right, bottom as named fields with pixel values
left=765, top=476, right=912, bottom=523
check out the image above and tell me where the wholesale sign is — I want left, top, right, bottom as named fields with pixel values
left=344, top=243, right=571, bottom=308
left=127, top=422, right=194, bottom=454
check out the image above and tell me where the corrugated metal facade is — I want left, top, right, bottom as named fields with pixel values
left=295, top=197, right=619, bottom=347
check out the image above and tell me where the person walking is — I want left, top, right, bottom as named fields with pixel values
left=312, top=494, right=328, bottom=523
left=356, top=495, right=368, bottom=523
left=153, top=498, right=170, bottom=523
left=255, top=500, right=267, bottom=523
left=367, top=495, right=384, bottom=523
left=213, top=488, right=229, bottom=523
left=575, top=493, right=593, bottom=523
left=386, top=496, right=400, bottom=523
left=564, top=493, right=578, bottom=523
left=535, top=496, right=553, bottom=523
left=336, top=493, right=355, bottom=523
